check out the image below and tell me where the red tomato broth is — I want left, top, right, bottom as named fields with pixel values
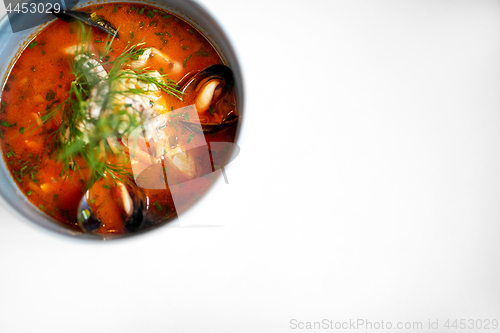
left=0, top=2, right=238, bottom=234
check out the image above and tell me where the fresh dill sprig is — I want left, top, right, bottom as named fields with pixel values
left=38, top=23, right=183, bottom=184
left=116, top=70, right=183, bottom=100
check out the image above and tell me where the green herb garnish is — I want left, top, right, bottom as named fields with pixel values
left=195, top=50, right=209, bottom=57
left=46, top=90, right=55, bottom=101
left=38, top=23, right=183, bottom=184
left=183, top=54, right=192, bottom=67
left=153, top=201, right=162, bottom=211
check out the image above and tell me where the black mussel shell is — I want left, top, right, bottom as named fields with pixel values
left=178, top=64, right=238, bottom=133
left=178, top=64, right=234, bottom=94
left=123, top=187, right=147, bottom=233
left=51, top=9, right=119, bottom=39
left=77, top=183, right=146, bottom=233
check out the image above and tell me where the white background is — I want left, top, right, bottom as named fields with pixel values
left=1, top=0, right=500, bottom=332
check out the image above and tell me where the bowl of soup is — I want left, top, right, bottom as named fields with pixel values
left=0, top=0, right=243, bottom=238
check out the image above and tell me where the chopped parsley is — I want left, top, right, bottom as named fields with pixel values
left=45, top=90, right=55, bottom=101
left=183, top=54, right=192, bottom=67
left=28, top=41, right=37, bottom=49
left=195, top=50, right=210, bottom=57
left=153, top=201, right=162, bottom=211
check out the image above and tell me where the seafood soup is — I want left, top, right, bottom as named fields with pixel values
left=0, top=2, right=239, bottom=235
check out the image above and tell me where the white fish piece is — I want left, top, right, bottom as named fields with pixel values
left=128, top=47, right=153, bottom=69
left=129, top=47, right=182, bottom=77
left=75, top=54, right=107, bottom=80
left=64, top=44, right=97, bottom=56
left=74, top=54, right=109, bottom=119
left=110, top=69, right=169, bottom=134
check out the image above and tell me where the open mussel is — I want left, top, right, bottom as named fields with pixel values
left=77, top=180, right=146, bottom=233
left=177, top=64, right=238, bottom=133
left=51, top=9, right=119, bottom=38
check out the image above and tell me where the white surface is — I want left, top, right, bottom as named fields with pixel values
left=1, top=0, right=500, bottom=332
